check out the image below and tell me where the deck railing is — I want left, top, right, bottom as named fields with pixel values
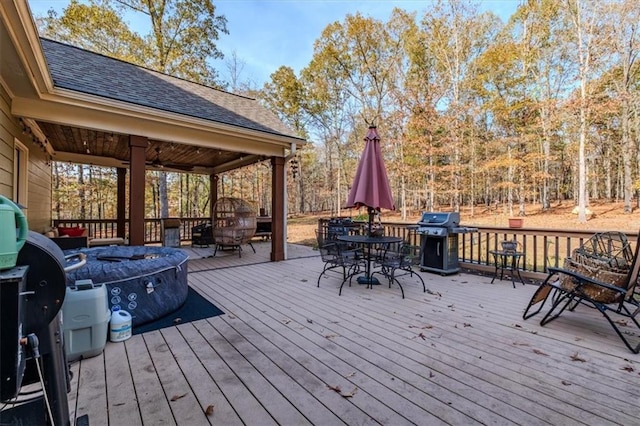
left=320, top=218, right=637, bottom=279
left=378, top=221, right=637, bottom=278
left=54, top=217, right=637, bottom=279
left=53, top=217, right=210, bottom=244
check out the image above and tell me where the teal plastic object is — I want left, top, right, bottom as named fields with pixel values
left=0, top=195, right=28, bottom=270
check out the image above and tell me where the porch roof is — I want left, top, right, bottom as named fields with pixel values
left=1, top=1, right=304, bottom=174
left=40, top=38, right=297, bottom=140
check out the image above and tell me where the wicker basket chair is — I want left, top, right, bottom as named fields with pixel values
left=211, top=197, right=257, bottom=257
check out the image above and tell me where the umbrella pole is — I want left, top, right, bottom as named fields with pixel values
left=368, top=207, right=374, bottom=236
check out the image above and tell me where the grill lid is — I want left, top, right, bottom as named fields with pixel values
left=16, top=232, right=68, bottom=334
left=418, top=212, right=460, bottom=228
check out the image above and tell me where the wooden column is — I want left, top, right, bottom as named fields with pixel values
left=116, top=167, right=127, bottom=239
left=128, top=135, right=147, bottom=246
left=271, top=156, right=285, bottom=261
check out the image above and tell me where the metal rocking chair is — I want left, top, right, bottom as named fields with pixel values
left=523, top=230, right=640, bottom=353
left=371, top=243, right=426, bottom=298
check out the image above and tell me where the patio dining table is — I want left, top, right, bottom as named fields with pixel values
left=337, top=235, right=403, bottom=287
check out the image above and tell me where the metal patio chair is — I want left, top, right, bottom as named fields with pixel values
left=523, top=230, right=640, bottom=353
left=315, top=229, right=364, bottom=292
left=371, top=243, right=426, bottom=298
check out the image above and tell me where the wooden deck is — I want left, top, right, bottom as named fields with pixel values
left=68, top=242, right=639, bottom=425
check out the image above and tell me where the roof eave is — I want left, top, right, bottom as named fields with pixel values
left=0, top=1, right=54, bottom=95
left=12, top=88, right=302, bottom=157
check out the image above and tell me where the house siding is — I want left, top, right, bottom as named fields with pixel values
left=0, top=85, right=14, bottom=198
left=0, top=84, right=52, bottom=232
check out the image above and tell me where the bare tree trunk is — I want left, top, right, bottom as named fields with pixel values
left=54, top=163, right=61, bottom=219
left=159, top=171, right=169, bottom=218
left=78, top=164, right=86, bottom=220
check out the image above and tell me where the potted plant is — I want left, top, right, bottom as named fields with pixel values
left=508, top=218, right=523, bottom=228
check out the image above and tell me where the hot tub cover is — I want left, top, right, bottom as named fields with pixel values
left=65, top=246, right=189, bottom=326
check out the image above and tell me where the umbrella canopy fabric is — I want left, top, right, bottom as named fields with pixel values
left=345, top=126, right=395, bottom=212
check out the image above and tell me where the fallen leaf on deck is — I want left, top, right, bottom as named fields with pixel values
left=306, top=319, right=313, bottom=323
left=514, top=324, right=522, bottom=328
left=621, top=365, right=635, bottom=372
left=345, top=372, right=356, bottom=378
left=463, top=323, right=472, bottom=327
left=429, top=371, right=435, bottom=378
left=418, top=333, right=426, bottom=340
left=533, top=349, right=549, bottom=356
left=341, top=387, right=358, bottom=398
left=570, top=353, right=586, bottom=362
left=205, top=405, right=215, bottom=416
left=479, top=304, right=484, bottom=309
left=324, top=334, right=337, bottom=339
left=561, top=381, right=571, bottom=386
left=282, top=319, right=291, bottom=324
left=301, top=279, right=308, bottom=283
left=171, top=393, right=188, bottom=401
left=328, top=385, right=341, bottom=393
left=614, top=319, right=629, bottom=327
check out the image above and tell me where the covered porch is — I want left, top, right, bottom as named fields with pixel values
left=67, top=244, right=638, bottom=425
left=1, top=1, right=304, bottom=261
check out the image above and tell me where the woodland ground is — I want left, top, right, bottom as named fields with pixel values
left=287, top=201, right=640, bottom=246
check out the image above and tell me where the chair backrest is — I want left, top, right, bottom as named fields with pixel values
left=315, top=228, right=326, bottom=247
left=400, top=244, right=421, bottom=267
left=576, top=231, right=633, bottom=269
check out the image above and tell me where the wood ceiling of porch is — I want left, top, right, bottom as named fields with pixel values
left=37, top=121, right=255, bottom=172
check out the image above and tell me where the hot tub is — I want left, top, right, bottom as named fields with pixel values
left=64, top=246, right=189, bottom=327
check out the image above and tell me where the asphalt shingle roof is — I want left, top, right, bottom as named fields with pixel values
left=40, top=38, right=300, bottom=140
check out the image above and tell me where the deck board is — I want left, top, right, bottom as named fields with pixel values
left=160, top=325, right=244, bottom=425
left=125, top=334, right=177, bottom=425
left=104, top=337, right=142, bottom=425
left=69, top=243, right=640, bottom=425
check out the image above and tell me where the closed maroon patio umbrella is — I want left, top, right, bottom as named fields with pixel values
left=345, top=126, right=395, bottom=235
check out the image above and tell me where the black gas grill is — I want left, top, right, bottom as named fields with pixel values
left=417, top=212, right=477, bottom=275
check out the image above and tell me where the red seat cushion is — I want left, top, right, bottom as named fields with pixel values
left=58, top=226, right=86, bottom=237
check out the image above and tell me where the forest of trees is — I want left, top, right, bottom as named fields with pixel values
left=43, top=0, right=640, bottom=223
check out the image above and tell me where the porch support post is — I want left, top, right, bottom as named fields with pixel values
left=271, top=156, right=285, bottom=261
left=129, top=135, right=147, bottom=245
left=116, top=167, right=126, bottom=239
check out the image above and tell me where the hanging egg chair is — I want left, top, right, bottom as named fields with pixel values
left=211, top=197, right=257, bottom=256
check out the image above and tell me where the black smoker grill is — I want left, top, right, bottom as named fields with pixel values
left=1, top=232, right=78, bottom=425
left=417, top=212, right=477, bottom=275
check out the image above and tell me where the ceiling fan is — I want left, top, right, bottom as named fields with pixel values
left=148, top=147, right=194, bottom=171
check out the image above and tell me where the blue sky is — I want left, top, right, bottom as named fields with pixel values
left=28, top=0, right=520, bottom=87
